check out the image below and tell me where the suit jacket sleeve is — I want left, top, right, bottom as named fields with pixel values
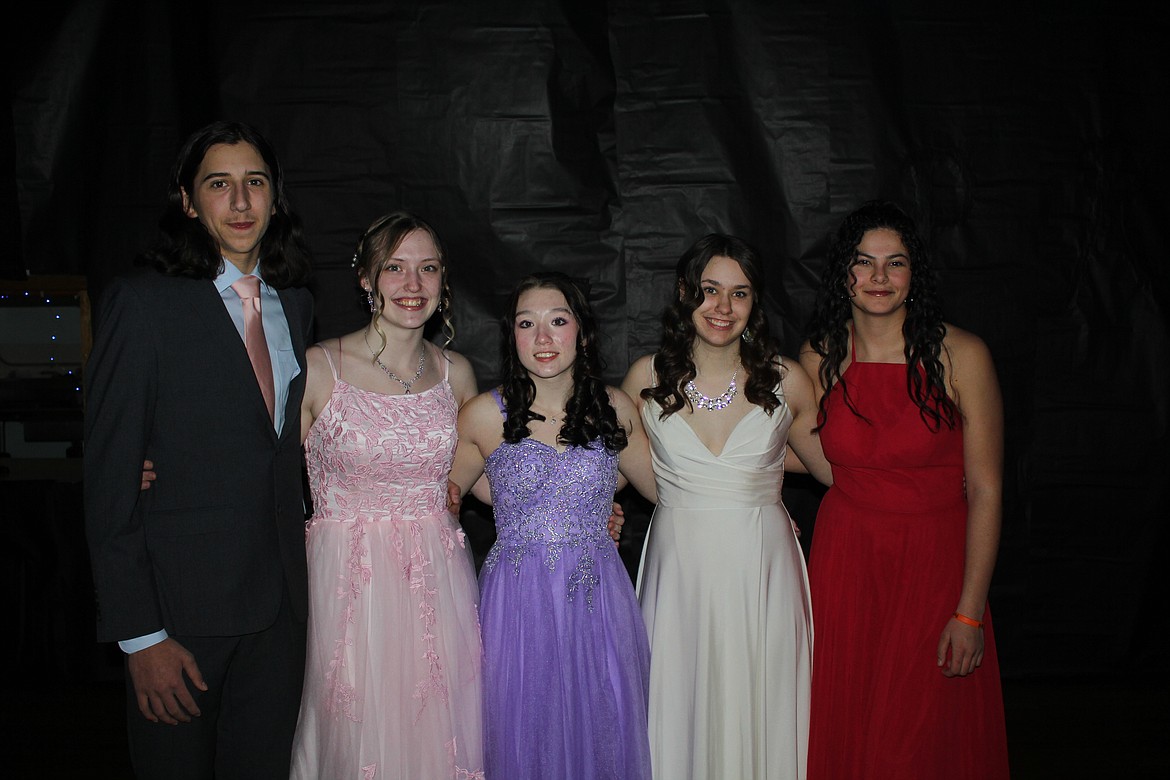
left=84, top=275, right=164, bottom=642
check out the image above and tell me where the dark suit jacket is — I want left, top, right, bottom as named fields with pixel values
left=84, top=268, right=313, bottom=642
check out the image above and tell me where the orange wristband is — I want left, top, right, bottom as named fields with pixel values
left=952, top=612, right=983, bottom=629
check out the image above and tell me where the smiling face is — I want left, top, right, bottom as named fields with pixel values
left=512, top=286, right=581, bottom=380
left=362, top=228, right=444, bottom=331
left=181, top=142, right=275, bottom=274
left=690, top=254, right=754, bottom=348
left=848, top=227, right=912, bottom=316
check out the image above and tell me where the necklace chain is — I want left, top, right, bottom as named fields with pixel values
left=684, top=368, right=739, bottom=411
left=531, top=408, right=560, bottom=425
left=366, top=338, right=426, bottom=393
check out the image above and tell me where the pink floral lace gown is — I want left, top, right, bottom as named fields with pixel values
left=291, top=342, right=484, bottom=780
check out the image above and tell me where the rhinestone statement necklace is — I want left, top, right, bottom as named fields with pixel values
left=683, top=368, right=739, bottom=411
left=367, top=338, right=426, bottom=393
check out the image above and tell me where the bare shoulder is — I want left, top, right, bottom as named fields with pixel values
left=302, top=342, right=339, bottom=424
left=607, top=385, right=639, bottom=418
left=941, top=324, right=1000, bottom=412
left=942, top=323, right=995, bottom=370
left=621, top=354, right=656, bottom=396
left=778, top=354, right=817, bottom=410
left=307, top=341, right=332, bottom=367
left=440, top=348, right=479, bottom=406
left=305, top=343, right=337, bottom=387
left=441, top=347, right=473, bottom=374
left=778, top=355, right=811, bottom=384
left=797, top=340, right=823, bottom=376
left=461, top=388, right=502, bottom=422
left=625, top=354, right=655, bottom=381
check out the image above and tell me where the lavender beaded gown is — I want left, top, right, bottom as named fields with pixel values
left=479, top=395, right=652, bottom=780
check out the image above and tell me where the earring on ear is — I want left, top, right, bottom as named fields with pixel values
left=367, top=291, right=376, bottom=313
left=742, top=328, right=753, bottom=343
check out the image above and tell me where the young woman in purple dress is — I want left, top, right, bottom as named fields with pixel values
left=450, top=272, right=658, bottom=780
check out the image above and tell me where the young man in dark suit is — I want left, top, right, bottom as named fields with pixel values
left=84, top=121, right=314, bottom=779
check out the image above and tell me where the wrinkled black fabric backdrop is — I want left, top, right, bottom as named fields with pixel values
left=6, top=0, right=1168, bottom=679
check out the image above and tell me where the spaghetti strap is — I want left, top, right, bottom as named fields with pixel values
left=319, top=341, right=340, bottom=382
left=435, top=343, right=450, bottom=382
left=489, top=388, right=507, bottom=418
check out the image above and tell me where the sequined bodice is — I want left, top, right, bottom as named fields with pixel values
left=482, top=438, right=618, bottom=585
left=305, top=380, right=457, bottom=524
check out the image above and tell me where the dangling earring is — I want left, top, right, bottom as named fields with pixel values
left=742, top=328, right=753, bottom=343
left=366, top=291, right=376, bottom=313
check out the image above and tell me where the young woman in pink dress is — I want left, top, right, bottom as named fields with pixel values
left=290, top=211, right=485, bottom=779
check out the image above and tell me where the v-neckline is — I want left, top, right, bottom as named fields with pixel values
left=674, top=404, right=763, bottom=458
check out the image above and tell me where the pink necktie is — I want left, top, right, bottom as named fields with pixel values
left=231, top=275, right=276, bottom=421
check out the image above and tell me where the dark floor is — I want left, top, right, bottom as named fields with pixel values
left=3, top=671, right=1166, bottom=778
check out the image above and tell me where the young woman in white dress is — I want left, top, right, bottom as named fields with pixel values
left=621, top=233, right=831, bottom=780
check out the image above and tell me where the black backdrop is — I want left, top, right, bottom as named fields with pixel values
left=6, top=0, right=1168, bottom=680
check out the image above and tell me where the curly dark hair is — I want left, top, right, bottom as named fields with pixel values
left=644, top=233, right=784, bottom=418
left=143, top=120, right=312, bottom=288
left=499, top=272, right=627, bottom=452
left=805, top=199, right=957, bottom=431
left=352, top=210, right=455, bottom=354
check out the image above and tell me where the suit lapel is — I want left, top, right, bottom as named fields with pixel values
left=277, top=287, right=310, bottom=446
left=186, top=281, right=281, bottom=440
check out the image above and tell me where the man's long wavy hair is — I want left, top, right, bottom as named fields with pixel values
left=644, top=233, right=784, bottom=418
left=499, top=272, right=627, bottom=453
left=143, top=120, right=312, bottom=288
left=805, top=200, right=956, bottom=431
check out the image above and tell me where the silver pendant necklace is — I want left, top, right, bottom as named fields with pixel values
left=684, top=367, right=739, bottom=411
left=367, top=338, right=426, bottom=393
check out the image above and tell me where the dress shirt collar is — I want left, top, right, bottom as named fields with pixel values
left=214, top=259, right=270, bottom=294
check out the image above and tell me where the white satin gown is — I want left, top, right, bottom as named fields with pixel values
left=636, top=386, right=812, bottom=780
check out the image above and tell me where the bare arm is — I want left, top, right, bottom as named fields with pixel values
left=444, top=349, right=479, bottom=409
left=300, top=343, right=337, bottom=445
left=781, top=357, right=833, bottom=486
left=611, top=387, right=657, bottom=502
left=798, top=341, right=826, bottom=400
left=619, top=355, right=655, bottom=408
left=936, top=327, right=1004, bottom=677
left=784, top=446, right=808, bottom=474
left=441, top=350, right=485, bottom=512
left=450, top=391, right=498, bottom=497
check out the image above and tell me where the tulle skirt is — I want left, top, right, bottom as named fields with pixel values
left=479, top=542, right=652, bottom=780
left=291, top=511, right=485, bottom=780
